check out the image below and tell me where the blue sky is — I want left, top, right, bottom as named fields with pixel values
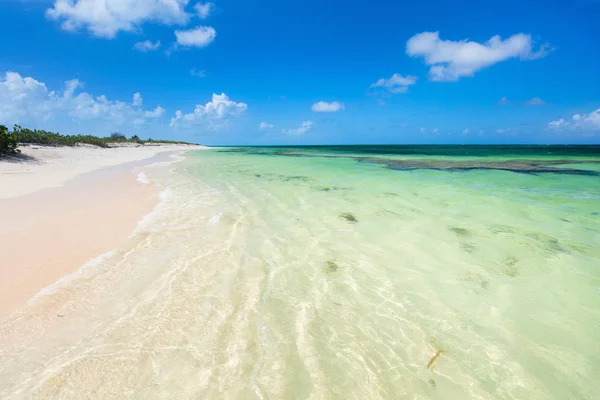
left=1, top=0, right=599, bottom=145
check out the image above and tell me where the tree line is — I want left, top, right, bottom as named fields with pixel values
left=0, top=124, right=194, bottom=156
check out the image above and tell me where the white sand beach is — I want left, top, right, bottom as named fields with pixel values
left=0, top=144, right=203, bottom=317
left=0, top=144, right=205, bottom=200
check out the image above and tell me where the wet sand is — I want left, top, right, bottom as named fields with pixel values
left=0, top=168, right=157, bottom=316
left=0, top=144, right=201, bottom=317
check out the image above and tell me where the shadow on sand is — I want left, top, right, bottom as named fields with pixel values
left=0, top=152, right=41, bottom=164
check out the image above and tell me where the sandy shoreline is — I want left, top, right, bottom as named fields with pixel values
left=0, top=144, right=204, bottom=199
left=0, top=144, right=203, bottom=317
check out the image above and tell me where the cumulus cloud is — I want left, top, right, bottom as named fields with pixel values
left=369, top=73, right=417, bottom=94
left=283, top=121, right=314, bottom=135
left=311, top=101, right=344, bottom=112
left=406, top=31, right=552, bottom=82
left=498, top=96, right=510, bottom=105
left=462, top=128, right=470, bottom=135
left=46, top=0, right=191, bottom=39
left=259, top=122, right=274, bottom=129
left=133, top=40, right=161, bottom=52
left=175, top=26, right=216, bottom=47
left=0, top=71, right=166, bottom=129
left=547, top=109, right=600, bottom=132
left=194, top=2, right=214, bottom=19
left=526, top=97, right=545, bottom=105
left=169, top=93, right=247, bottom=127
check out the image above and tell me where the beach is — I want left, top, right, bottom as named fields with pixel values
left=0, top=144, right=202, bottom=316
left=0, top=145, right=599, bottom=399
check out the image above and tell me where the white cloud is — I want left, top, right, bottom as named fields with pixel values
left=283, top=121, right=314, bottom=135
left=133, top=40, right=161, bottom=52
left=175, top=26, right=216, bottom=47
left=259, top=122, right=274, bottom=129
left=547, top=109, right=600, bottom=132
left=133, top=92, right=143, bottom=106
left=420, top=127, right=426, bottom=133
left=548, top=118, right=566, bottom=129
left=406, top=31, right=552, bottom=82
left=462, top=128, right=470, bottom=135
left=498, top=96, right=510, bottom=105
left=0, top=72, right=58, bottom=123
left=370, top=73, right=417, bottom=94
left=144, top=106, right=166, bottom=118
left=0, top=71, right=166, bottom=129
left=496, top=128, right=512, bottom=133
left=194, top=2, right=214, bottom=19
left=64, top=79, right=82, bottom=98
left=432, top=128, right=439, bottom=133
left=191, top=68, right=207, bottom=77
left=311, top=101, right=344, bottom=112
left=46, top=0, right=191, bottom=39
left=526, top=97, right=545, bottom=105
left=170, top=93, right=247, bottom=127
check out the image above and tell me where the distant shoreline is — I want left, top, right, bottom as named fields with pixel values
left=0, top=143, right=206, bottom=199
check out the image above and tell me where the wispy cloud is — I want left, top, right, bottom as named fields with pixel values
left=283, top=121, right=314, bottom=135
left=133, top=40, right=161, bottom=52
left=190, top=68, right=207, bottom=77
left=311, top=101, right=344, bottom=112
left=259, top=122, right=274, bottom=129
left=526, top=97, right=545, bottom=105
left=194, top=2, right=215, bottom=19
left=370, top=73, right=417, bottom=94
left=498, top=96, right=510, bottom=105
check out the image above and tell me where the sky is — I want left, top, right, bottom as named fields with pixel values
left=0, top=0, right=599, bottom=145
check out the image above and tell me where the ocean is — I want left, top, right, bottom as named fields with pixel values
left=1, top=145, right=599, bottom=399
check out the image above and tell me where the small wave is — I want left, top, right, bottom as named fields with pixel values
left=130, top=188, right=173, bottom=237
left=137, top=171, right=150, bottom=184
left=159, top=188, right=173, bottom=200
left=146, top=152, right=188, bottom=169
left=28, top=250, right=116, bottom=304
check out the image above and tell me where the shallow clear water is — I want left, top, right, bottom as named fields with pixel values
left=1, top=146, right=599, bottom=399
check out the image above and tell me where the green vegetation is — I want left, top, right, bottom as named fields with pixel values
left=0, top=125, right=20, bottom=155
left=0, top=125, right=195, bottom=156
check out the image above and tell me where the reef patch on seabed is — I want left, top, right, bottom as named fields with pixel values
left=339, top=213, right=358, bottom=223
left=219, top=148, right=600, bottom=175
left=363, top=158, right=600, bottom=175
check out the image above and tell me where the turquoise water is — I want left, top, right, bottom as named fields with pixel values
left=1, top=146, right=599, bottom=399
